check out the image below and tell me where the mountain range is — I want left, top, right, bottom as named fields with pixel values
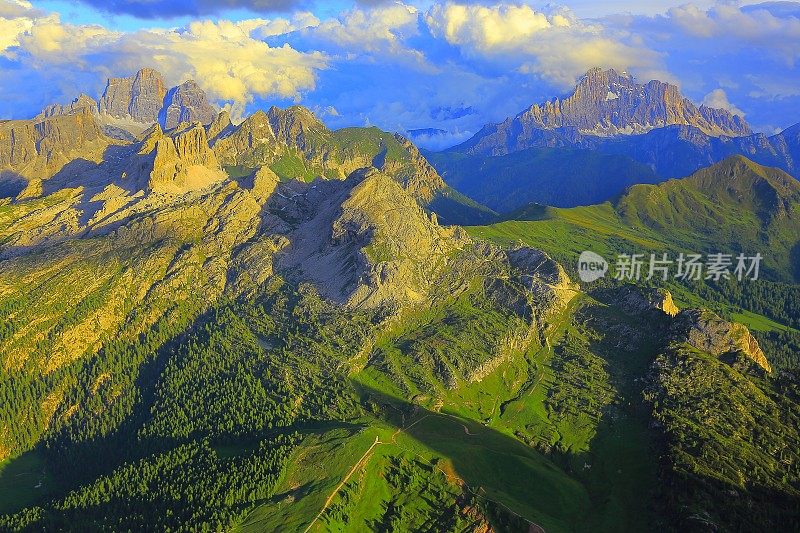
left=431, top=68, right=800, bottom=213
left=474, top=156, right=800, bottom=282
left=0, top=68, right=491, bottom=225
left=0, top=67, right=799, bottom=532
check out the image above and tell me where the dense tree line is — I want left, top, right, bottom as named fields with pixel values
left=645, top=349, right=800, bottom=530
left=693, top=277, right=800, bottom=329
left=1, top=278, right=379, bottom=530
left=0, top=435, right=300, bottom=531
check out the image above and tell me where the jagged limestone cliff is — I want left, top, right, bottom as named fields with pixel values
left=124, top=122, right=225, bottom=193
left=454, top=67, right=752, bottom=157
left=99, top=67, right=167, bottom=123
left=3, top=68, right=483, bottom=223
left=273, top=167, right=467, bottom=308
left=670, top=308, right=772, bottom=372
left=0, top=108, right=112, bottom=195
left=520, top=68, right=750, bottom=137
left=35, top=94, right=98, bottom=121
left=160, top=80, right=217, bottom=130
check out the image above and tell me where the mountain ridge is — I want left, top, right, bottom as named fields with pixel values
left=434, top=121, right=800, bottom=214
left=454, top=67, right=751, bottom=158
left=476, top=155, right=800, bottom=282
left=0, top=67, right=491, bottom=225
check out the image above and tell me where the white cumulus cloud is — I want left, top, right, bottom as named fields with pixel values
left=3, top=11, right=328, bottom=112
left=0, top=0, right=43, bottom=57
left=293, top=3, right=422, bottom=60
left=425, top=2, right=664, bottom=87
left=137, top=20, right=328, bottom=104
left=665, top=4, right=800, bottom=64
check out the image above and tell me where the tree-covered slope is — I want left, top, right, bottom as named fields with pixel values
left=426, top=147, right=659, bottom=212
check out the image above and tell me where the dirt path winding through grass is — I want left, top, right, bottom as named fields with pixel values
left=302, top=436, right=382, bottom=533
left=302, top=412, right=545, bottom=532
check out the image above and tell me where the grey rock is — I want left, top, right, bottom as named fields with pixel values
left=35, top=94, right=98, bottom=121
left=0, top=108, right=109, bottom=186
left=206, top=111, right=234, bottom=143
left=522, top=67, right=750, bottom=137
left=670, top=308, right=771, bottom=372
left=159, top=80, right=217, bottom=130
left=99, top=68, right=167, bottom=123
left=455, top=68, right=753, bottom=157
left=615, top=285, right=680, bottom=317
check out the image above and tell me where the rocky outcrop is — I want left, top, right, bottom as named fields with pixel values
left=207, top=111, right=233, bottom=143
left=616, top=285, right=680, bottom=317
left=267, top=105, right=330, bottom=152
left=670, top=308, right=771, bottom=372
left=247, top=166, right=280, bottom=203
left=274, top=167, right=467, bottom=309
left=506, top=247, right=579, bottom=319
left=35, top=94, right=98, bottom=121
left=152, top=123, right=222, bottom=191
left=211, top=110, right=279, bottom=168
left=99, top=68, right=167, bottom=123
left=126, top=122, right=223, bottom=193
left=388, top=134, right=448, bottom=204
left=159, top=80, right=217, bottom=130
left=0, top=108, right=110, bottom=186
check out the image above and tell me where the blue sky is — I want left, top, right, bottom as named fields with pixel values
left=2, top=0, right=799, bottom=148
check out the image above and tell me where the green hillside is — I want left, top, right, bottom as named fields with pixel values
left=469, top=156, right=800, bottom=283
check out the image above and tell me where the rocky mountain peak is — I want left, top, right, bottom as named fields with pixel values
left=0, top=107, right=110, bottom=194
left=267, top=105, right=328, bottom=150
left=126, top=120, right=223, bottom=193
left=573, top=67, right=636, bottom=104
left=210, top=109, right=280, bottom=168
left=170, top=122, right=217, bottom=165
left=517, top=67, right=752, bottom=138
left=137, top=123, right=164, bottom=154
left=99, top=67, right=167, bottom=123
left=159, top=80, right=217, bottom=130
left=241, top=110, right=274, bottom=133
left=390, top=134, right=448, bottom=203
left=206, top=111, right=233, bottom=143
left=450, top=67, right=755, bottom=157
left=274, top=166, right=467, bottom=308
